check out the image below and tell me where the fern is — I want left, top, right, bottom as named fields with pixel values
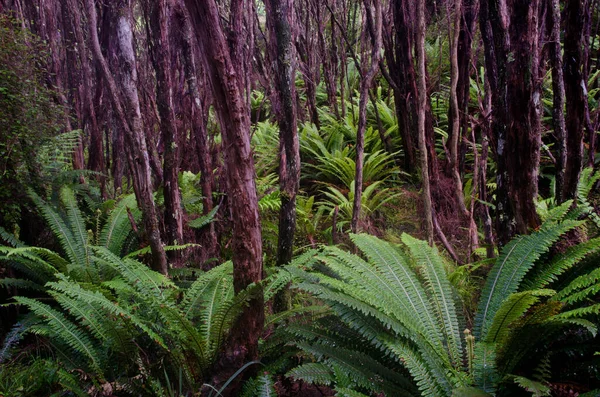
left=402, top=234, right=463, bottom=367
left=99, top=193, right=139, bottom=255
left=484, top=289, right=555, bottom=346
left=474, top=211, right=581, bottom=340
left=286, top=363, right=334, bottom=385
left=511, top=375, right=551, bottom=396
left=13, top=296, right=103, bottom=373
left=188, top=204, right=219, bottom=229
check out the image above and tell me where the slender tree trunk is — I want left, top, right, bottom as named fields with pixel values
left=183, top=0, right=264, bottom=390
left=386, top=0, right=418, bottom=173
left=548, top=0, right=567, bottom=203
left=148, top=0, right=184, bottom=257
left=351, top=0, right=382, bottom=233
left=176, top=2, right=218, bottom=261
left=448, top=0, right=469, bottom=218
left=83, top=0, right=168, bottom=274
left=563, top=0, right=586, bottom=200
left=416, top=0, right=434, bottom=245
left=265, top=0, right=300, bottom=312
left=508, top=0, right=542, bottom=235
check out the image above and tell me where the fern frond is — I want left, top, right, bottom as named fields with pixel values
left=125, top=243, right=200, bottom=259
left=0, top=277, right=44, bottom=291
left=188, top=205, right=219, bottom=229
left=474, top=218, right=582, bottom=340
left=47, top=277, right=167, bottom=349
left=401, top=233, right=463, bottom=367
left=0, top=226, right=24, bottom=247
left=382, top=339, right=451, bottom=397
left=5, top=246, right=69, bottom=272
left=99, top=194, right=139, bottom=255
left=525, top=237, right=600, bottom=290
left=473, top=342, right=498, bottom=394
left=334, top=387, right=372, bottom=397
left=286, top=363, right=334, bottom=385
left=28, top=189, right=81, bottom=267
left=346, top=234, right=444, bottom=351
left=265, top=305, right=329, bottom=326
left=14, top=296, right=102, bottom=373
left=181, top=262, right=233, bottom=319
left=485, top=289, right=555, bottom=345
left=554, top=266, right=600, bottom=303
left=92, top=247, right=175, bottom=299
left=511, top=375, right=550, bottom=397
left=60, top=186, right=89, bottom=267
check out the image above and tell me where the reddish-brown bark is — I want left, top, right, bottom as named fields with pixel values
left=147, top=0, right=184, bottom=256
left=183, top=0, right=264, bottom=390
left=83, top=0, right=168, bottom=274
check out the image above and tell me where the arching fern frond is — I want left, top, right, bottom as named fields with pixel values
left=13, top=296, right=102, bottom=373
left=474, top=216, right=582, bottom=340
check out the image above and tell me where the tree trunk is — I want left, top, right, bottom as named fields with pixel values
left=351, top=0, right=382, bottom=233
left=505, top=0, right=542, bottom=236
left=148, top=0, right=184, bottom=257
left=416, top=0, right=434, bottom=245
left=265, top=0, right=300, bottom=312
left=563, top=0, right=586, bottom=201
left=548, top=0, right=567, bottom=203
left=83, top=0, right=168, bottom=274
left=386, top=0, right=418, bottom=173
left=175, top=2, right=218, bottom=262
left=183, top=0, right=264, bottom=390
left=482, top=0, right=541, bottom=245
left=448, top=0, right=468, bottom=217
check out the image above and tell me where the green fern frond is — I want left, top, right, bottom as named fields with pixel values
left=181, top=262, right=233, bottom=319
left=577, top=167, right=600, bottom=200
left=188, top=205, right=219, bottom=229
left=525, top=237, right=600, bottom=290
left=382, top=339, right=451, bottom=397
left=14, top=296, right=102, bottom=373
left=473, top=342, right=498, bottom=394
left=511, top=375, right=550, bottom=396
left=60, top=186, right=89, bottom=266
left=6, top=246, right=69, bottom=272
left=346, top=234, right=444, bottom=350
left=286, top=363, right=334, bottom=386
left=265, top=305, right=329, bottom=326
left=0, top=277, right=44, bottom=291
left=92, top=247, right=175, bottom=299
left=485, top=289, right=555, bottom=345
left=550, top=304, right=600, bottom=319
left=99, top=193, right=139, bottom=255
left=401, top=233, right=463, bottom=367
left=47, top=277, right=167, bottom=349
left=474, top=217, right=582, bottom=340
left=334, top=387, right=372, bottom=397
left=28, top=190, right=81, bottom=267
left=251, top=374, right=277, bottom=397
left=125, top=243, right=200, bottom=259
left=0, top=226, right=24, bottom=247
left=553, top=266, right=600, bottom=303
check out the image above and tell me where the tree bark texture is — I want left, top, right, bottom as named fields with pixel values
left=265, top=0, right=300, bottom=312
left=183, top=0, right=264, bottom=387
left=548, top=0, right=567, bottom=203
left=175, top=2, right=218, bottom=261
left=351, top=0, right=382, bottom=233
left=148, top=0, right=184, bottom=255
left=416, top=0, right=434, bottom=245
left=563, top=0, right=586, bottom=201
left=481, top=0, right=541, bottom=245
left=83, top=0, right=168, bottom=274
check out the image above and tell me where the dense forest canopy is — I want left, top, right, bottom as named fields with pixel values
left=0, top=0, right=599, bottom=396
